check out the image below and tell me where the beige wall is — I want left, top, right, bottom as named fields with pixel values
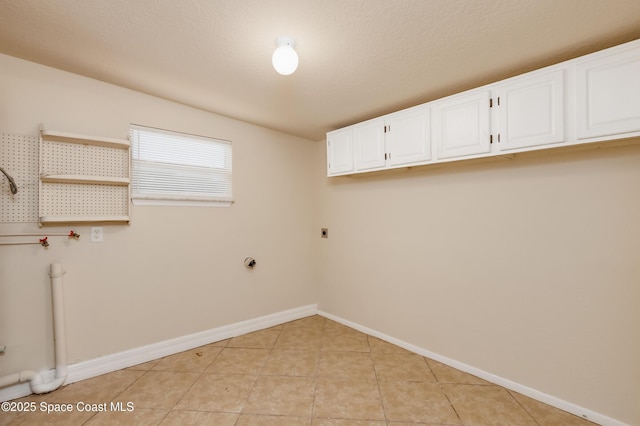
left=0, top=53, right=319, bottom=370
left=316, top=141, right=640, bottom=424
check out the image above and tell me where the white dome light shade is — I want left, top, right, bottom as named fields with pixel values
left=272, top=37, right=298, bottom=75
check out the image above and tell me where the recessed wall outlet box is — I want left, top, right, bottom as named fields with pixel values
left=321, top=228, right=328, bottom=238
left=90, top=226, right=104, bottom=243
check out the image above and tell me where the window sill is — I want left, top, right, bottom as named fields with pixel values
left=132, top=198, right=233, bottom=207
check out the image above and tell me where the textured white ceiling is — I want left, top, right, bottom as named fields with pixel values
left=1, top=0, right=640, bottom=141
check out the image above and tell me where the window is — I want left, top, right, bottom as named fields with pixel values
left=130, top=125, right=232, bottom=206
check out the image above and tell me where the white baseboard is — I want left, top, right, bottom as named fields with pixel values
left=0, top=304, right=317, bottom=402
left=318, top=310, right=628, bottom=426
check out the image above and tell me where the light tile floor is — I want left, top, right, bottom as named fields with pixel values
left=2, top=315, right=596, bottom=425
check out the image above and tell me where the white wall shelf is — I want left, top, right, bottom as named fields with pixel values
left=40, top=174, right=130, bottom=186
left=41, top=130, right=130, bottom=149
left=39, top=128, right=130, bottom=225
left=39, top=215, right=130, bottom=224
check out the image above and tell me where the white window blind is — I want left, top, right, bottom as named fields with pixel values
left=130, top=125, right=232, bottom=206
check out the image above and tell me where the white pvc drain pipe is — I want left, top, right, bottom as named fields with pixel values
left=0, top=263, right=68, bottom=394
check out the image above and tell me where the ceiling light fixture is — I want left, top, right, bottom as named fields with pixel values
left=272, top=37, right=298, bottom=75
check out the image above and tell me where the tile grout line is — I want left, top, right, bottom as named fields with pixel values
left=164, top=339, right=229, bottom=422
left=231, top=326, right=282, bottom=422
left=75, top=360, right=164, bottom=424
left=421, top=354, right=465, bottom=425
left=308, top=316, right=327, bottom=425
left=110, top=363, right=171, bottom=424
left=505, top=388, right=543, bottom=426
left=368, top=334, right=391, bottom=425
left=439, top=385, right=464, bottom=426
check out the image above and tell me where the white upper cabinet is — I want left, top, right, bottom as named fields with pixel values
left=354, top=117, right=386, bottom=171
left=495, top=69, right=565, bottom=151
left=433, top=89, right=491, bottom=159
left=329, top=106, right=432, bottom=175
left=326, top=39, right=640, bottom=177
left=353, top=106, right=431, bottom=171
left=386, top=105, right=431, bottom=167
left=576, top=42, right=640, bottom=140
left=327, top=127, right=354, bottom=175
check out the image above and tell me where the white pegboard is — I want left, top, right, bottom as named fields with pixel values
left=40, top=141, right=129, bottom=178
left=39, top=183, right=129, bottom=216
left=1, top=133, right=39, bottom=223
left=39, top=132, right=130, bottom=223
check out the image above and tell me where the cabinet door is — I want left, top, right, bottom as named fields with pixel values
left=576, top=43, right=640, bottom=139
left=327, top=127, right=354, bottom=175
left=433, top=90, right=491, bottom=159
left=386, top=105, right=431, bottom=166
left=354, top=118, right=386, bottom=171
left=497, top=69, right=565, bottom=151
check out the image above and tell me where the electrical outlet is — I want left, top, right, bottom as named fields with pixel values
left=90, top=226, right=104, bottom=243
